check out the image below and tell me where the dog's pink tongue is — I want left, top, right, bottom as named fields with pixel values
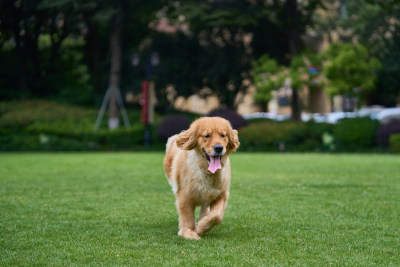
left=208, top=156, right=221, bottom=173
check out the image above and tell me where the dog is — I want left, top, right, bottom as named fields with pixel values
left=163, top=117, right=240, bottom=239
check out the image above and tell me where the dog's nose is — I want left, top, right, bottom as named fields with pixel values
left=214, top=144, right=223, bottom=154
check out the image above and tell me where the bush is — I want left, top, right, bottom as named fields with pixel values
left=239, top=120, right=334, bottom=152
left=289, top=121, right=334, bottom=151
left=0, top=100, right=145, bottom=151
left=0, top=125, right=145, bottom=151
left=0, top=132, right=88, bottom=151
left=375, top=119, right=400, bottom=146
left=208, top=108, right=247, bottom=129
left=156, top=114, right=191, bottom=141
left=389, top=133, right=400, bottom=153
left=97, top=125, right=145, bottom=150
left=333, top=118, right=379, bottom=151
left=0, top=100, right=95, bottom=128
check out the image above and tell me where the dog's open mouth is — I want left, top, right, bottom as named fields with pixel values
left=203, top=149, right=222, bottom=174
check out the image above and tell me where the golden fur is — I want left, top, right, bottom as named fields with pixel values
left=163, top=117, right=240, bottom=239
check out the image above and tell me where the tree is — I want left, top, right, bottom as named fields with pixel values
left=0, top=0, right=163, bottom=107
left=252, top=51, right=322, bottom=115
left=313, top=0, right=400, bottom=106
left=323, top=43, right=381, bottom=103
left=0, top=0, right=96, bottom=101
left=156, top=0, right=323, bottom=112
left=251, top=55, right=283, bottom=112
left=269, top=0, right=323, bottom=120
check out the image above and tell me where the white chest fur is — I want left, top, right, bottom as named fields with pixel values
left=184, top=151, right=226, bottom=205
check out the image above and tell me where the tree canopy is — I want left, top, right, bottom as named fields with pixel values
left=0, top=0, right=399, bottom=111
left=323, top=43, right=381, bottom=102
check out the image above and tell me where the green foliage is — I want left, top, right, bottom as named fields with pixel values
left=0, top=100, right=389, bottom=153
left=333, top=118, right=380, bottom=151
left=312, top=0, right=400, bottom=106
left=251, top=55, right=283, bottom=104
left=251, top=51, right=322, bottom=109
left=374, top=38, right=400, bottom=106
left=38, top=35, right=93, bottom=105
left=332, top=0, right=399, bottom=57
left=239, top=121, right=296, bottom=151
left=239, top=118, right=382, bottom=152
left=239, top=120, right=333, bottom=152
left=167, top=1, right=258, bottom=32
left=0, top=100, right=146, bottom=151
left=0, top=100, right=94, bottom=128
left=389, top=133, right=400, bottom=153
left=323, top=43, right=382, bottom=98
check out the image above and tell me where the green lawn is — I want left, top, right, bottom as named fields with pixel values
left=1, top=153, right=399, bottom=266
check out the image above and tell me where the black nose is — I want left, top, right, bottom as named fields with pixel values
left=214, top=144, right=223, bottom=154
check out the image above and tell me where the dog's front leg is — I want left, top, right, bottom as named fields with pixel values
left=176, top=194, right=201, bottom=240
left=196, top=193, right=228, bottom=235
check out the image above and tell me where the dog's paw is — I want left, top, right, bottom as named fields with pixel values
left=178, top=229, right=201, bottom=240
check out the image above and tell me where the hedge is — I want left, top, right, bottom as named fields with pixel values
left=239, top=120, right=334, bottom=152
left=0, top=125, right=146, bottom=151
left=0, top=100, right=146, bottom=151
left=238, top=118, right=383, bottom=152
left=333, top=118, right=380, bottom=151
left=0, top=100, right=391, bottom=152
left=389, top=133, right=400, bottom=153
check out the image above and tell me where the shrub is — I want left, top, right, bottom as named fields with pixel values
left=389, top=133, right=400, bottom=153
left=375, top=119, right=400, bottom=146
left=156, top=114, right=191, bottom=141
left=0, top=132, right=88, bottom=151
left=98, top=125, right=145, bottom=150
left=289, top=121, right=334, bottom=151
left=0, top=125, right=145, bottom=151
left=239, top=121, right=299, bottom=151
left=0, top=100, right=95, bottom=128
left=239, top=120, right=334, bottom=152
left=208, top=108, right=247, bottom=129
left=0, top=100, right=146, bottom=151
left=333, top=118, right=379, bottom=151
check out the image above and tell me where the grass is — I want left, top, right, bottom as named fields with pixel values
left=1, top=153, right=399, bottom=266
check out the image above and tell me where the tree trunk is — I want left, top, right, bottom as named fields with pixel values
left=86, top=22, right=102, bottom=98
left=108, top=2, right=123, bottom=129
left=14, top=29, right=28, bottom=94
left=286, top=0, right=302, bottom=121
left=11, top=6, right=27, bottom=94
left=291, top=89, right=301, bottom=121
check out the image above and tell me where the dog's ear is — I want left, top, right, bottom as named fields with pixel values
left=228, top=128, right=240, bottom=151
left=176, top=125, right=198, bottom=150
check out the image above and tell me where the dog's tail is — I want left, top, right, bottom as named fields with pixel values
left=166, top=134, right=178, bottom=152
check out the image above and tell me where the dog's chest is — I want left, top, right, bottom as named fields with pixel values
left=189, top=167, right=224, bottom=204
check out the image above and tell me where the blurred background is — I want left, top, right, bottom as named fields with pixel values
left=0, top=0, right=399, bottom=152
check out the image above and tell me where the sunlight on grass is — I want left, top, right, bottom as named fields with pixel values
left=1, top=153, right=399, bottom=265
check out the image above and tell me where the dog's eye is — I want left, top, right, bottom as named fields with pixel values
left=204, top=134, right=210, bottom=138
left=221, top=134, right=226, bottom=138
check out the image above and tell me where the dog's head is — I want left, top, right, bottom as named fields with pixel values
left=176, top=117, right=240, bottom=173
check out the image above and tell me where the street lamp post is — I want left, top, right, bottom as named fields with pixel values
left=132, top=52, right=159, bottom=147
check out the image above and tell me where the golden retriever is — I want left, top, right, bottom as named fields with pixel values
left=163, top=117, right=240, bottom=239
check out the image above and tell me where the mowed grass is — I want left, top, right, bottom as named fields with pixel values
left=1, top=153, right=399, bottom=266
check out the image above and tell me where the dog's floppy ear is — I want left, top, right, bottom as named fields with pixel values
left=176, top=124, right=198, bottom=150
left=228, top=128, right=240, bottom=151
